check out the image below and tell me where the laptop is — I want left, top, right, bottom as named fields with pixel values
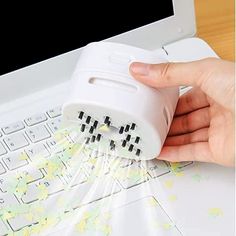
left=0, top=0, right=234, bottom=235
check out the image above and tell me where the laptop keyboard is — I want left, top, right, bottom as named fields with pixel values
left=0, top=105, right=193, bottom=235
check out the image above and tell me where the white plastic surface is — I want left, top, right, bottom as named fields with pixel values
left=63, top=42, right=179, bottom=160
left=0, top=37, right=234, bottom=235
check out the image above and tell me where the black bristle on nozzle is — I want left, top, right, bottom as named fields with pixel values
left=119, top=126, right=124, bottom=134
left=126, top=134, right=131, bottom=142
left=131, top=123, right=136, bottom=130
left=85, top=137, right=90, bottom=144
left=128, top=144, right=134, bottom=152
left=81, top=124, right=86, bottom=132
left=96, top=134, right=101, bottom=141
left=125, top=125, right=130, bottom=132
left=110, top=140, right=115, bottom=150
left=104, top=116, right=110, bottom=124
left=78, top=111, right=84, bottom=119
left=93, top=120, right=98, bottom=129
left=91, top=136, right=96, bottom=143
left=86, top=116, right=91, bottom=124
left=136, top=149, right=141, bottom=156
left=135, top=137, right=140, bottom=144
left=89, top=126, right=94, bottom=134
left=122, top=140, right=127, bottom=147
left=110, top=140, right=115, bottom=146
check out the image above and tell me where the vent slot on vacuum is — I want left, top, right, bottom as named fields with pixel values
left=88, top=77, right=137, bottom=93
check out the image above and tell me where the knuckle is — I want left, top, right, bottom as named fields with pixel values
left=150, top=62, right=173, bottom=84
left=160, top=63, right=173, bottom=82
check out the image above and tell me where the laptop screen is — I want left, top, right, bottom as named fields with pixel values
left=0, top=1, right=174, bottom=76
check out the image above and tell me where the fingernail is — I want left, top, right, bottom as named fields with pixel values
left=130, top=62, right=150, bottom=76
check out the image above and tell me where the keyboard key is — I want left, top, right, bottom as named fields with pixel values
left=38, top=177, right=120, bottom=213
left=46, top=136, right=72, bottom=154
left=19, top=167, right=44, bottom=184
left=84, top=157, right=110, bottom=177
left=2, top=121, right=25, bottom=135
left=119, top=159, right=134, bottom=168
left=47, top=138, right=63, bottom=154
left=70, top=176, right=121, bottom=209
left=25, top=143, right=50, bottom=161
left=22, top=177, right=64, bottom=203
left=25, top=113, right=47, bottom=126
left=169, top=162, right=193, bottom=171
left=70, top=172, right=88, bottom=187
left=43, top=157, right=66, bottom=178
left=86, top=148, right=104, bottom=159
left=0, top=162, right=6, bottom=175
left=25, top=125, right=51, bottom=143
left=0, top=220, right=9, bottom=236
left=0, top=142, right=7, bottom=156
left=141, top=160, right=170, bottom=178
left=47, top=106, right=62, bottom=118
left=0, top=176, right=8, bottom=192
left=47, top=117, right=62, bottom=133
left=62, top=167, right=88, bottom=187
left=0, top=192, right=20, bottom=210
left=70, top=149, right=90, bottom=163
left=7, top=214, right=36, bottom=232
left=3, top=133, right=29, bottom=151
left=115, top=161, right=149, bottom=189
left=2, top=151, right=29, bottom=170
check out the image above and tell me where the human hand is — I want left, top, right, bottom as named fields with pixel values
left=130, top=58, right=235, bottom=167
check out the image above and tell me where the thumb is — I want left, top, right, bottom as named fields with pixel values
left=129, top=58, right=235, bottom=111
left=129, top=59, right=210, bottom=89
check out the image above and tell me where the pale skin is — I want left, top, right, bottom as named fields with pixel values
left=130, top=58, right=235, bottom=167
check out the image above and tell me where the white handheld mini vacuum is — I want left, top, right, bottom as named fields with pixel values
left=62, top=42, right=179, bottom=160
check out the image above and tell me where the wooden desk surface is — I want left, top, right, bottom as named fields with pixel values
left=195, top=0, right=235, bottom=61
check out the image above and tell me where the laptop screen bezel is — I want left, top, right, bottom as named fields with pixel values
left=0, top=0, right=196, bottom=104
left=105, top=0, right=196, bottom=50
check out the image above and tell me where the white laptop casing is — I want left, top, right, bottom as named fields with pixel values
left=0, top=0, right=234, bottom=234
